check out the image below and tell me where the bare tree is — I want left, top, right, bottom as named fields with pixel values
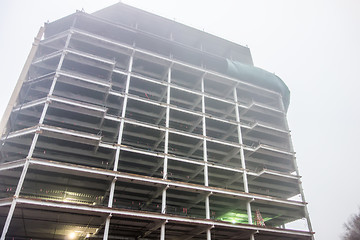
left=343, top=209, right=360, bottom=240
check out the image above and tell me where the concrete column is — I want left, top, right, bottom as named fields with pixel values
left=233, top=88, right=253, bottom=224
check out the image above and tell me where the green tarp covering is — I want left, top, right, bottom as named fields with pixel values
left=226, top=60, right=290, bottom=111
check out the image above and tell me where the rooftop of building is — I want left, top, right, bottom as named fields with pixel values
left=44, top=3, right=290, bottom=111
left=92, top=3, right=290, bottom=110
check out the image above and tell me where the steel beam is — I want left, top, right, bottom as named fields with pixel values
left=71, top=28, right=281, bottom=98
left=58, top=69, right=111, bottom=88
left=13, top=197, right=313, bottom=237
left=32, top=50, right=62, bottom=64
left=25, top=158, right=305, bottom=207
left=174, top=225, right=213, bottom=240
left=139, top=220, right=166, bottom=238
left=0, top=159, right=26, bottom=172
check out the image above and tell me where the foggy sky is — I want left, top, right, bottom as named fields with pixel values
left=1, top=1, right=360, bottom=239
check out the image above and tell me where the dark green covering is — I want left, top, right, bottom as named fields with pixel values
left=226, top=60, right=290, bottom=111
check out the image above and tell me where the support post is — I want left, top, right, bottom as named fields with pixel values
left=108, top=178, right=117, bottom=208
left=103, top=214, right=112, bottom=240
left=160, top=224, right=166, bottom=240
left=0, top=159, right=30, bottom=240
left=113, top=53, right=134, bottom=172
left=103, top=53, right=133, bottom=240
left=233, top=88, right=252, bottom=224
left=201, top=76, right=211, bottom=240
left=103, top=178, right=116, bottom=239
left=160, top=66, right=171, bottom=240
left=246, top=201, right=253, bottom=225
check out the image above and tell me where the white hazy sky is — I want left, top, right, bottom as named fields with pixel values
left=1, top=1, right=360, bottom=239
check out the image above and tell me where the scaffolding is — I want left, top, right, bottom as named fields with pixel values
left=0, top=3, right=314, bottom=240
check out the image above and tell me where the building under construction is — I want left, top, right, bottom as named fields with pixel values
left=0, top=3, right=314, bottom=240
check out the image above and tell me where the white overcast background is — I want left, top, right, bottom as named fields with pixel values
left=1, top=1, right=360, bottom=239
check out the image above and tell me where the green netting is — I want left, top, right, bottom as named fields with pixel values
left=226, top=59, right=290, bottom=111
left=218, top=211, right=250, bottom=224
left=218, top=211, right=275, bottom=225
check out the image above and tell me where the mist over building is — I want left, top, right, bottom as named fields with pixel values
left=0, top=3, right=314, bottom=240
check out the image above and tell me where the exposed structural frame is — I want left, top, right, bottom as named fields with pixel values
left=0, top=5, right=314, bottom=240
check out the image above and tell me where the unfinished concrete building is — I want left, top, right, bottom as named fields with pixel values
left=0, top=3, right=314, bottom=240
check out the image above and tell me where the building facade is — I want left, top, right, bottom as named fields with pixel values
left=0, top=3, right=314, bottom=240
